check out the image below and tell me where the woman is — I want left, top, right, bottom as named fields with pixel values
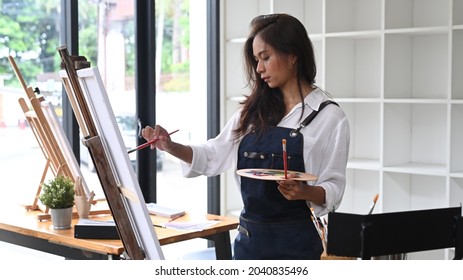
left=142, top=14, right=350, bottom=260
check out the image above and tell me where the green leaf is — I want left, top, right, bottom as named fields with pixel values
left=38, top=175, right=75, bottom=209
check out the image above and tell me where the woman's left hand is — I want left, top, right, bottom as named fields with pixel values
left=276, top=174, right=307, bottom=200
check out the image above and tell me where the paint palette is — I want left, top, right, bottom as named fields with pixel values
left=236, top=168, right=317, bottom=181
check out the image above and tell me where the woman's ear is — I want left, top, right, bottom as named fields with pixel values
left=290, top=55, right=297, bottom=65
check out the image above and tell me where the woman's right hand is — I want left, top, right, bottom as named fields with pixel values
left=141, top=125, right=193, bottom=164
left=141, top=124, right=172, bottom=152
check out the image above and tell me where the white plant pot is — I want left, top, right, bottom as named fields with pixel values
left=50, top=207, right=73, bottom=230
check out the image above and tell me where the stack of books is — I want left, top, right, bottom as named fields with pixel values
left=146, top=203, right=185, bottom=219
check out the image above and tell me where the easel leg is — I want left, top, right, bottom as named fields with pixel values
left=27, top=159, right=51, bottom=211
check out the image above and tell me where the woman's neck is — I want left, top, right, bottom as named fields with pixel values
left=283, top=83, right=314, bottom=113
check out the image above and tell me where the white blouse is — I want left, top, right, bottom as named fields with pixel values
left=180, top=87, right=350, bottom=216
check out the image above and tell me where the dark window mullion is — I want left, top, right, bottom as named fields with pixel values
left=60, top=0, right=80, bottom=162
left=135, top=0, right=157, bottom=203
left=207, top=0, right=221, bottom=215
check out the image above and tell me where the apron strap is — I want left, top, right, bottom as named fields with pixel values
left=290, top=100, right=339, bottom=137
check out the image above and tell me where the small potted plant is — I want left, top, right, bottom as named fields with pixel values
left=38, top=175, right=75, bottom=229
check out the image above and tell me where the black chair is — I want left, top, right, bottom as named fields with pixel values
left=327, top=206, right=463, bottom=260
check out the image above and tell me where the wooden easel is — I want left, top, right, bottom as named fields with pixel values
left=18, top=96, right=62, bottom=211
left=8, top=56, right=107, bottom=219
left=57, top=46, right=147, bottom=259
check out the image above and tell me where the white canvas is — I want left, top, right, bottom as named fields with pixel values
left=60, top=67, right=164, bottom=260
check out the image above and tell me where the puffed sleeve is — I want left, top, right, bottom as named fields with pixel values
left=306, top=106, right=350, bottom=217
left=180, top=110, right=242, bottom=177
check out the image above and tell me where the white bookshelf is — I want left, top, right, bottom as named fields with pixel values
left=222, top=0, right=463, bottom=259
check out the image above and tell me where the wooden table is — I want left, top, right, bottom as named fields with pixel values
left=0, top=202, right=238, bottom=260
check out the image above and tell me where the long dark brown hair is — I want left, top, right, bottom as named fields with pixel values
left=234, top=14, right=317, bottom=139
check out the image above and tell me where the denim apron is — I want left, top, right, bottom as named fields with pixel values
left=233, top=126, right=323, bottom=260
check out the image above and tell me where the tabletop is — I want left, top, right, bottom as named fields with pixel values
left=0, top=200, right=239, bottom=257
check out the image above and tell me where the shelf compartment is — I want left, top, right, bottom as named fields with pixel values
left=325, top=0, right=381, bottom=33
left=450, top=104, right=463, bottom=173
left=312, top=39, right=324, bottom=87
left=383, top=172, right=447, bottom=212
left=273, top=0, right=308, bottom=28
left=338, top=169, right=380, bottom=214
left=225, top=42, right=246, bottom=98
left=325, top=37, right=381, bottom=98
left=385, top=0, right=450, bottom=29
left=303, top=0, right=323, bottom=34
left=384, top=33, right=449, bottom=99
left=449, top=177, right=463, bottom=207
left=383, top=103, right=448, bottom=168
left=454, top=0, right=463, bottom=26
left=272, top=0, right=323, bottom=35
left=452, top=30, right=463, bottom=99
left=341, top=102, right=381, bottom=164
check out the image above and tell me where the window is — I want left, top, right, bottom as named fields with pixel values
left=154, top=0, right=208, bottom=214
left=154, top=0, right=209, bottom=255
left=77, top=0, right=137, bottom=199
left=1, top=0, right=209, bottom=256
left=76, top=0, right=208, bottom=217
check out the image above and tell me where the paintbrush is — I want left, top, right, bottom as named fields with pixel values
left=367, top=193, right=379, bottom=215
left=310, top=207, right=327, bottom=250
left=128, top=129, right=179, bottom=154
left=282, top=139, right=287, bottom=179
